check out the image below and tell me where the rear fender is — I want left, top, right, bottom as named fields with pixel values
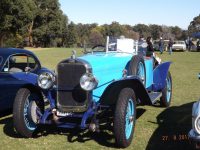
left=100, top=76, right=152, bottom=106
left=153, top=62, right=171, bottom=91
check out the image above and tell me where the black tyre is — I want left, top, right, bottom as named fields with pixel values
left=160, top=72, right=172, bottom=107
left=13, top=88, right=44, bottom=137
left=114, top=88, right=136, bottom=148
left=128, top=55, right=146, bottom=85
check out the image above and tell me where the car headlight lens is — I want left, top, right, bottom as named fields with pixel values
left=38, top=72, right=55, bottom=89
left=194, top=116, right=200, bottom=134
left=80, top=73, right=98, bottom=91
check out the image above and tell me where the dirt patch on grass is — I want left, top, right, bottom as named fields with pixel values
left=25, top=47, right=52, bottom=51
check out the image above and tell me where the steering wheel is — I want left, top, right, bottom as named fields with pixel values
left=91, top=45, right=105, bottom=51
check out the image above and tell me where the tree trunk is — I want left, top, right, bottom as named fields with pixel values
left=28, top=20, right=34, bottom=47
left=0, top=33, right=6, bottom=47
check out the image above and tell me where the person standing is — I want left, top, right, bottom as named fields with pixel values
left=138, top=35, right=145, bottom=45
left=146, top=36, right=162, bottom=66
left=188, top=38, right=192, bottom=51
left=159, top=37, right=164, bottom=54
left=146, top=36, right=154, bottom=57
left=185, top=38, right=189, bottom=50
left=168, top=38, right=173, bottom=55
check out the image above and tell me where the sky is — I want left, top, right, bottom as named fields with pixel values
left=59, top=0, right=200, bottom=30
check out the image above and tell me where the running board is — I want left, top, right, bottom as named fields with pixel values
left=149, top=92, right=162, bottom=104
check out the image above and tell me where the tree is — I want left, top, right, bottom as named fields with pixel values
left=89, top=28, right=104, bottom=47
left=0, top=0, right=36, bottom=47
left=109, top=21, right=123, bottom=37
left=188, top=14, right=200, bottom=35
left=149, top=24, right=162, bottom=40
left=76, top=23, right=92, bottom=47
left=122, top=25, right=139, bottom=40
left=171, top=26, right=183, bottom=40
left=180, top=30, right=188, bottom=40
left=0, top=0, right=68, bottom=47
left=32, top=0, right=68, bottom=47
left=133, top=24, right=150, bottom=38
left=64, top=22, right=78, bottom=47
left=161, top=25, right=175, bottom=40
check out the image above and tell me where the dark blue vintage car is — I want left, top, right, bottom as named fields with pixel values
left=0, top=48, right=51, bottom=111
left=12, top=38, right=172, bottom=148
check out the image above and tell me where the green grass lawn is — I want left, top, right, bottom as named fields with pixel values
left=0, top=48, right=200, bottom=150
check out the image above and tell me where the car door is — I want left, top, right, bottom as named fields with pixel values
left=0, top=54, right=38, bottom=111
left=0, top=73, right=27, bottom=111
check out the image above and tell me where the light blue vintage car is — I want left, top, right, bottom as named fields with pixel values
left=188, top=73, right=200, bottom=149
left=13, top=37, right=172, bottom=148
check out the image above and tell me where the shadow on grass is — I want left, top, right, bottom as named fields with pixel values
left=64, top=108, right=146, bottom=148
left=0, top=109, right=12, bottom=118
left=0, top=108, right=146, bottom=148
left=172, top=50, right=186, bottom=52
left=146, top=102, right=195, bottom=150
left=189, top=50, right=200, bottom=52
left=0, top=109, right=23, bottom=138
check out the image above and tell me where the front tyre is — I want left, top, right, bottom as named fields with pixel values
left=160, top=72, right=172, bottom=107
left=13, top=88, right=44, bottom=137
left=114, top=88, right=136, bottom=148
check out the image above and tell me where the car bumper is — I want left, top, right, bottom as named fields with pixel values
left=172, top=47, right=184, bottom=50
left=189, top=129, right=200, bottom=149
left=189, top=129, right=200, bottom=141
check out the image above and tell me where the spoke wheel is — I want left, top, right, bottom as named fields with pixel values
left=114, top=88, right=136, bottom=148
left=137, top=61, right=145, bottom=84
left=125, top=99, right=134, bottom=139
left=128, top=55, right=146, bottom=86
left=160, top=72, right=172, bottom=107
left=13, top=88, right=44, bottom=137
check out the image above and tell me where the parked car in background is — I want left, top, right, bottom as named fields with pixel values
left=12, top=37, right=172, bottom=148
left=163, top=40, right=170, bottom=51
left=0, top=48, right=51, bottom=111
left=197, top=40, right=200, bottom=51
left=153, top=40, right=169, bottom=52
left=172, top=41, right=186, bottom=51
left=153, top=40, right=159, bottom=51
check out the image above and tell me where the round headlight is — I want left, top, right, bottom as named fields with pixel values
left=80, top=73, right=98, bottom=91
left=38, top=72, right=55, bottom=90
left=194, top=116, right=200, bottom=134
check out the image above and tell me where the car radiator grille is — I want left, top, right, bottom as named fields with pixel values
left=57, top=60, right=90, bottom=112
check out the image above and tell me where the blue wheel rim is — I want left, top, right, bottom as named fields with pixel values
left=166, top=75, right=172, bottom=102
left=125, top=99, right=134, bottom=139
left=137, top=62, right=145, bottom=84
left=23, top=95, right=37, bottom=131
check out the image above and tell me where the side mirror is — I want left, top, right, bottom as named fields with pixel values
left=198, top=73, right=200, bottom=80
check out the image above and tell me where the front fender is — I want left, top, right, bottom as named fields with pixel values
left=37, top=67, right=55, bottom=75
left=153, top=61, right=171, bottom=91
left=100, top=76, right=152, bottom=106
left=12, top=72, right=47, bottom=100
